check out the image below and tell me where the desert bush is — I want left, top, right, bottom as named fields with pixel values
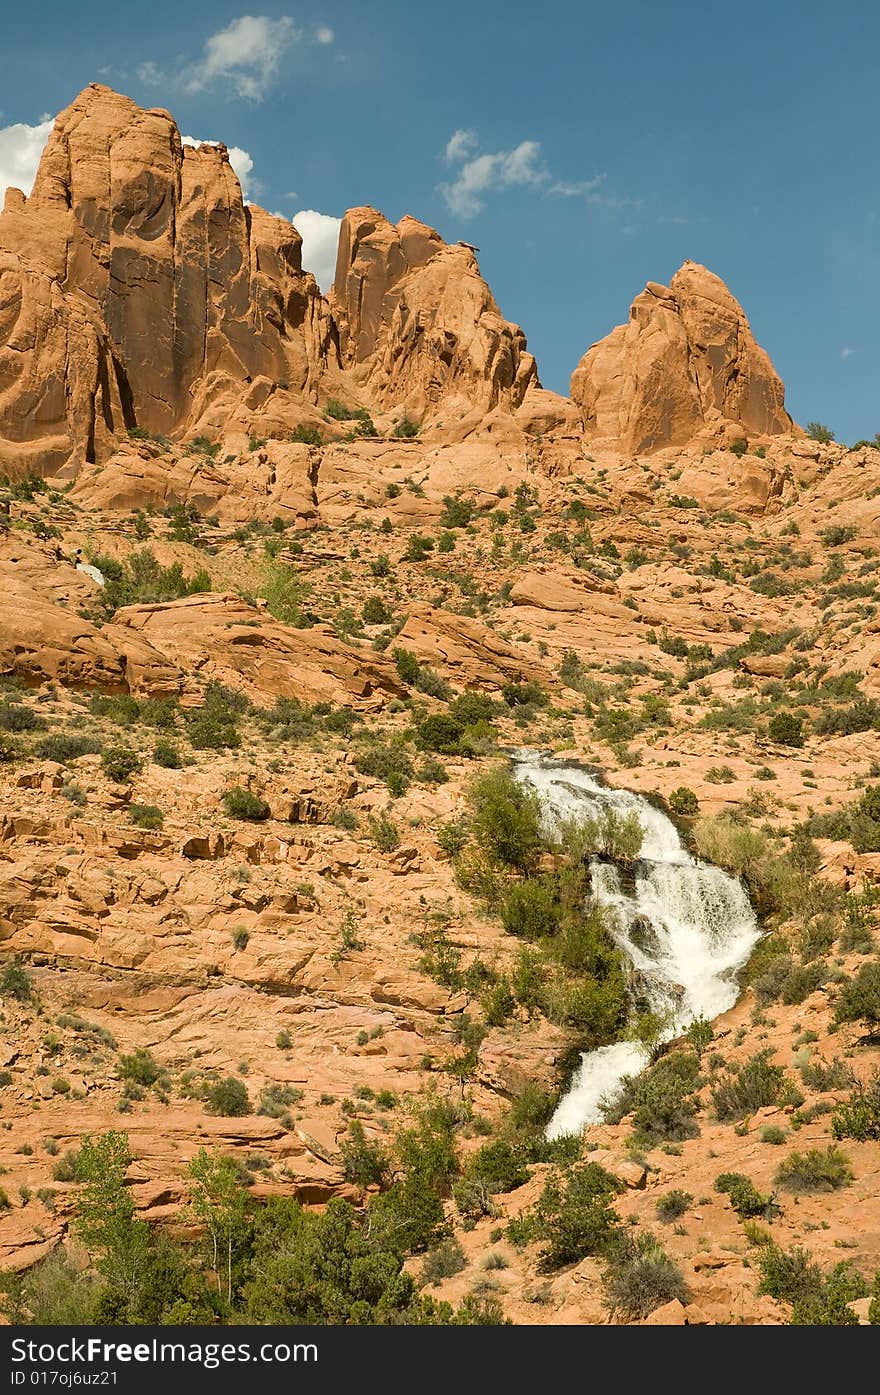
left=118, top=1049, right=160, bottom=1088
left=602, top=1233, right=690, bottom=1321
left=290, top=423, right=323, bottom=445
left=500, top=877, right=560, bottom=939
left=768, top=712, right=804, bottom=747
left=368, top=811, right=400, bottom=852
left=203, top=1077, right=251, bottom=1117
left=0, top=960, right=33, bottom=1002
left=340, top=1121, right=388, bottom=1188
left=714, top=1172, right=778, bottom=1219
left=467, top=768, right=543, bottom=873
left=605, top=1051, right=701, bottom=1144
left=775, top=1144, right=853, bottom=1194
left=222, top=788, right=270, bottom=821
left=36, top=733, right=102, bottom=764
left=152, top=739, right=181, bottom=769
left=831, top=1071, right=880, bottom=1141
left=419, top=1238, right=466, bottom=1286
left=668, top=786, right=699, bottom=817
left=712, top=1050, right=786, bottom=1121
left=655, top=1189, right=693, bottom=1223
left=129, top=804, right=163, bottom=830
left=0, top=702, right=46, bottom=733
left=834, top=960, right=880, bottom=1029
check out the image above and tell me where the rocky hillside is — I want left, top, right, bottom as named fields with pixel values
left=0, top=84, right=879, bottom=1328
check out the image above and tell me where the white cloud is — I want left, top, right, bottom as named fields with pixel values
left=314, top=25, right=335, bottom=44
left=440, top=136, right=547, bottom=217
left=0, top=116, right=54, bottom=205
left=548, top=175, right=606, bottom=198
left=293, top=209, right=341, bottom=291
left=841, top=346, right=856, bottom=360
left=444, top=129, right=478, bottom=164
left=140, top=15, right=302, bottom=101
left=182, top=136, right=254, bottom=199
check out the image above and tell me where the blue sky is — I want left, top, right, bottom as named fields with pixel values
left=0, top=1, right=877, bottom=442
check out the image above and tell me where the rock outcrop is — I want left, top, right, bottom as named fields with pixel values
left=571, top=261, right=793, bottom=453
left=330, top=207, right=538, bottom=419
left=0, top=85, right=335, bottom=476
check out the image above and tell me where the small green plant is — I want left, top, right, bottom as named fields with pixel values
left=222, top=787, right=271, bottom=821
left=774, top=1145, right=854, bottom=1194
left=129, top=803, right=163, bottom=830
left=290, top=423, right=323, bottom=446
left=655, top=1189, right=693, bottom=1223
left=100, top=747, right=143, bottom=783
left=203, top=1076, right=251, bottom=1117
left=152, top=739, right=181, bottom=769
left=668, top=787, right=699, bottom=817
left=768, top=712, right=804, bottom=748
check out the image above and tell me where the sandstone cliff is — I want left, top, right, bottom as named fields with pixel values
left=0, top=85, right=335, bottom=476
left=329, top=206, right=538, bottom=419
left=571, top=260, right=793, bottom=453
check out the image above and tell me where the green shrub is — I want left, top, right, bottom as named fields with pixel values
left=152, top=739, right=181, bottom=769
left=758, top=1243, right=824, bottom=1304
left=368, top=811, right=400, bottom=852
left=393, top=417, right=420, bottom=439
left=290, top=424, right=323, bottom=446
left=602, top=1234, right=690, bottom=1321
left=831, top=1071, right=880, bottom=1141
left=392, top=647, right=421, bottom=684
left=118, top=1049, right=160, bottom=1088
left=231, top=927, right=250, bottom=951
left=416, top=713, right=464, bottom=755
left=655, top=1189, right=693, bottom=1223
left=500, top=878, right=560, bottom=939
left=340, top=1121, right=388, bottom=1188
left=760, top=1125, right=788, bottom=1145
left=712, top=1050, right=786, bottom=1121
left=440, top=496, right=474, bottom=529
left=36, top=733, right=103, bottom=764
left=362, top=595, right=391, bottom=625
left=806, top=422, right=835, bottom=444
left=100, top=747, right=142, bottom=783
left=222, top=787, right=270, bottom=821
left=791, top=1262, right=868, bottom=1325
left=775, top=1145, right=853, bottom=1194
left=353, top=742, right=413, bottom=793
left=0, top=960, right=33, bottom=1002
left=203, top=1077, right=251, bottom=1117
left=419, top=1238, right=466, bottom=1286
left=467, top=768, right=543, bottom=873
left=668, top=786, right=699, bottom=817
left=768, top=712, right=804, bottom=747
left=527, top=1163, right=621, bottom=1270
left=834, top=960, right=880, bottom=1029
left=714, top=1172, right=777, bottom=1218
left=605, top=1051, right=701, bottom=1144
left=0, top=702, right=46, bottom=733
left=129, top=804, right=163, bottom=830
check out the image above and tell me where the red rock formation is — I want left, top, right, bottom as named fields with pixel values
left=571, top=261, right=793, bottom=453
left=330, top=206, right=538, bottom=418
left=0, top=85, right=335, bottom=476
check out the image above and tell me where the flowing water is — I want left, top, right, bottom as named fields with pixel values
left=513, top=752, right=760, bottom=1139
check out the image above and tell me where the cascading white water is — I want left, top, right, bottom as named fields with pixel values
left=514, top=752, right=760, bottom=1139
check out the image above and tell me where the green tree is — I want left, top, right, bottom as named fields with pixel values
left=187, top=1149, right=251, bottom=1306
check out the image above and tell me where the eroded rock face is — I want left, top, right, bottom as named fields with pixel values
left=330, top=206, right=538, bottom=418
left=571, top=261, right=793, bottom=453
left=0, top=85, right=335, bottom=475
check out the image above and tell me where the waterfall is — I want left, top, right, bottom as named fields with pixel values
left=513, top=752, right=760, bottom=1139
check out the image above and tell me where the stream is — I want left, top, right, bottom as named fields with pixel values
left=514, top=752, right=761, bottom=1139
